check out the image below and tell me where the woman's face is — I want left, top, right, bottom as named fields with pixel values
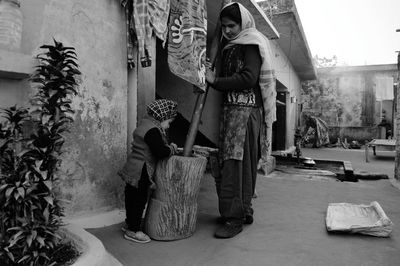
left=221, top=16, right=241, bottom=40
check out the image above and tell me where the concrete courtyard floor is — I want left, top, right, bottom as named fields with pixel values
left=88, top=147, right=400, bottom=266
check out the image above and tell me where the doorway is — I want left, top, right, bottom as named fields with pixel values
left=272, top=90, right=287, bottom=151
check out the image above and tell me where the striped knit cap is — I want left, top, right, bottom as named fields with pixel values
left=147, top=99, right=178, bottom=122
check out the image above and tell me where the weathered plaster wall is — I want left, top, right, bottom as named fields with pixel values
left=0, top=79, right=31, bottom=111
left=270, top=39, right=302, bottom=148
left=9, top=0, right=128, bottom=216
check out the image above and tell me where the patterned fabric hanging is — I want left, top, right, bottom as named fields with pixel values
left=131, top=0, right=153, bottom=67
left=148, top=0, right=170, bottom=45
left=167, top=0, right=207, bottom=91
left=120, top=0, right=136, bottom=69
left=120, top=0, right=170, bottom=68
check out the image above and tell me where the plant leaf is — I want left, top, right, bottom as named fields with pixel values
left=44, top=196, right=53, bottom=206
left=17, top=255, right=31, bottom=263
left=36, top=236, right=45, bottom=247
left=7, top=251, right=15, bottom=262
left=0, top=184, right=9, bottom=191
left=43, top=206, right=49, bottom=222
left=5, top=187, right=15, bottom=198
left=26, top=233, right=33, bottom=247
left=17, top=187, right=25, bottom=198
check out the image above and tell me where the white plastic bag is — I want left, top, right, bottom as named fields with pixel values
left=326, top=201, right=393, bottom=237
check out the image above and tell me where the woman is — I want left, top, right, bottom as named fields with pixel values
left=206, top=2, right=276, bottom=238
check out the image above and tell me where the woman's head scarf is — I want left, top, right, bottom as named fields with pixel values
left=146, top=99, right=178, bottom=122
left=220, top=2, right=256, bottom=41
left=219, top=3, right=241, bottom=24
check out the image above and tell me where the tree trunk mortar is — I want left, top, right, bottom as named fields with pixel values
left=144, top=155, right=207, bottom=240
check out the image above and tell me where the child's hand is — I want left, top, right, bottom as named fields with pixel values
left=170, top=143, right=178, bottom=155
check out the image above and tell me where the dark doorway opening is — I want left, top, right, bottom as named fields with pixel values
left=272, top=91, right=287, bottom=151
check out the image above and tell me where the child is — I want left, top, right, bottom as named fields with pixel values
left=118, top=99, right=178, bottom=243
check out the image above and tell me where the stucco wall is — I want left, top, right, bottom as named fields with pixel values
left=0, top=79, right=31, bottom=109
left=0, top=0, right=128, bottom=216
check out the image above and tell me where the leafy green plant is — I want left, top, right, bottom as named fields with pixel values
left=0, top=39, right=81, bottom=266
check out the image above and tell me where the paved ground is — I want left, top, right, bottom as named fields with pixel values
left=88, top=147, right=400, bottom=266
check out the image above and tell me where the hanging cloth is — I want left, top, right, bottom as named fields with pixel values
left=132, top=0, right=153, bottom=67
left=120, top=0, right=136, bottom=69
left=148, top=0, right=170, bottom=45
left=167, top=0, right=207, bottom=91
left=121, top=0, right=170, bottom=68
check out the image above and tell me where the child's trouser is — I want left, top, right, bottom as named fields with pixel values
left=125, top=169, right=150, bottom=231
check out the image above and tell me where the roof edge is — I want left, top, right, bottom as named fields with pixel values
left=318, top=64, right=398, bottom=74
left=240, top=0, right=280, bottom=39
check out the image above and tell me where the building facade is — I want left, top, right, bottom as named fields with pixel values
left=0, top=0, right=128, bottom=216
left=0, top=0, right=315, bottom=218
left=302, top=64, right=398, bottom=142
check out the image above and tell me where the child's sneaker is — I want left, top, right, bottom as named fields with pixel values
left=124, top=230, right=151, bottom=243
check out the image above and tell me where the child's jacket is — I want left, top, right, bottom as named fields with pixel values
left=118, top=118, right=162, bottom=188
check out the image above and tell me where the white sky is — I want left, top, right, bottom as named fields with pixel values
left=292, top=0, right=400, bottom=66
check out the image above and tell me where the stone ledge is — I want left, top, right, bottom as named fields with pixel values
left=0, top=49, right=34, bottom=79
left=66, top=209, right=125, bottom=229
left=61, top=223, right=123, bottom=266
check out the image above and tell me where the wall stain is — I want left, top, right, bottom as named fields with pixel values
left=58, top=106, right=125, bottom=214
left=102, top=79, right=115, bottom=101
left=89, top=96, right=101, bottom=116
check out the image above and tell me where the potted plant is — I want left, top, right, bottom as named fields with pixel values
left=0, top=39, right=81, bottom=265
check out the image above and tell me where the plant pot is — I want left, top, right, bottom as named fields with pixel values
left=0, top=0, right=23, bottom=51
left=60, top=224, right=122, bottom=266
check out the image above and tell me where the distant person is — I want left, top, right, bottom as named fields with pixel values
left=302, top=113, right=330, bottom=148
left=118, top=99, right=178, bottom=243
left=206, top=2, right=275, bottom=238
left=378, top=118, right=392, bottom=139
